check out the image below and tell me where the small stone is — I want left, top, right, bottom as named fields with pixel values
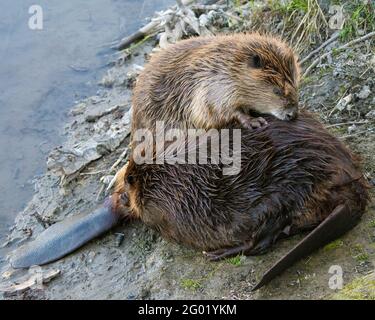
left=70, top=103, right=87, bottom=116
left=348, top=124, right=358, bottom=134
left=365, top=109, right=375, bottom=119
left=336, top=94, right=353, bottom=111
left=115, top=233, right=125, bottom=247
left=357, top=86, right=371, bottom=100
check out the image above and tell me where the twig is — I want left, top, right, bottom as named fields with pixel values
left=190, top=4, right=226, bottom=11
left=80, top=170, right=106, bottom=176
left=110, top=149, right=128, bottom=172
left=222, top=11, right=242, bottom=22
left=340, top=130, right=372, bottom=139
left=96, top=149, right=129, bottom=199
left=325, top=120, right=369, bottom=128
left=106, top=171, right=120, bottom=193
left=300, top=32, right=339, bottom=64
left=116, top=20, right=160, bottom=51
left=303, top=31, right=375, bottom=78
left=115, top=0, right=196, bottom=50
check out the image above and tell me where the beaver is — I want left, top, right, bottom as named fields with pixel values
left=131, top=33, right=301, bottom=133
left=10, top=112, right=369, bottom=290
left=120, top=112, right=369, bottom=255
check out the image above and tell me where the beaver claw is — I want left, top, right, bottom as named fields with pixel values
left=235, top=112, right=268, bottom=130
left=203, top=242, right=254, bottom=261
left=246, top=117, right=268, bottom=129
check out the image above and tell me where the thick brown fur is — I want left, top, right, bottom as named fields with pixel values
left=117, top=112, right=369, bottom=255
left=132, top=33, right=301, bottom=134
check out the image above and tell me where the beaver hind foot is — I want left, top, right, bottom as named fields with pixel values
left=204, top=241, right=255, bottom=261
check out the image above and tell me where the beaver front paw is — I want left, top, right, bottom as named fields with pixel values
left=235, top=112, right=268, bottom=130
left=246, top=117, right=268, bottom=129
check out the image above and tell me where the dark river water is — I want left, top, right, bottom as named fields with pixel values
left=0, top=0, right=174, bottom=250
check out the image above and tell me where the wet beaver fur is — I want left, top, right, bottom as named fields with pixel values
left=118, top=111, right=369, bottom=262
left=131, top=33, right=300, bottom=133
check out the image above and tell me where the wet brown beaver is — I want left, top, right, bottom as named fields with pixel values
left=114, top=111, right=368, bottom=288
left=118, top=112, right=369, bottom=256
left=11, top=112, right=369, bottom=290
left=132, top=33, right=301, bottom=133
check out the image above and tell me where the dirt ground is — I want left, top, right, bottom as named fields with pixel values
left=1, top=0, right=374, bottom=300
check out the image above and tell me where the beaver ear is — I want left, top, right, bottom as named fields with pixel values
left=249, top=54, right=263, bottom=69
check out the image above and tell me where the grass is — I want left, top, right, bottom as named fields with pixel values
left=248, top=0, right=328, bottom=54
left=181, top=278, right=202, bottom=290
left=332, top=272, right=375, bottom=300
left=340, top=1, right=375, bottom=41
left=226, top=255, right=243, bottom=266
left=324, top=239, right=344, bottom=251
left=351, top=243, right=370, bottom=263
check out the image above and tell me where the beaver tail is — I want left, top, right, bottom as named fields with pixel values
left=10, top=196, right=125, bottom=269
left=251, top=202, right=363, bottom=291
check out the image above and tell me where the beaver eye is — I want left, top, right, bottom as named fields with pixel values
left=127, top=175, right=135, bottom=185
left=249, top=54, right=262, bottom=69
left=273, top=87, right=283, bottom=96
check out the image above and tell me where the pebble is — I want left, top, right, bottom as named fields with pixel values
left=115, top=233, right=125, bottom=247
left=365, top=109, right=375, bottom=119
left=336, top=94, right=353, bottom=111
left=357, top=86, right=371, bottom=100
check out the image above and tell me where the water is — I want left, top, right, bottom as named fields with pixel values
left=0, top=0, right=174, bottom=251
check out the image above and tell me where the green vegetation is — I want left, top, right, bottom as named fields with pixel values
left=324, top=239, right=344, bottom=251
left=332, top=272, right=375, bottom=300
left=351, top=243, right=370, bottom=263
left=340, top=1, right=375, bottom=41
left=226, top=255, right=243, bottom=266
left=181, top=278, right=202, bottom=290
left=369, top=219, right=375, bottom=228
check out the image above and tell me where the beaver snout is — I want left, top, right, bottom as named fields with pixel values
left=284, top=105, right=298, bottom=121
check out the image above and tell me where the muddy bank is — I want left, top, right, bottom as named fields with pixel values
left=1, top=0, right=374, bottom=300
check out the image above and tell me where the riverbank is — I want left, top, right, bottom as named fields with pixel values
left=1, top=0, right=374, bottom=300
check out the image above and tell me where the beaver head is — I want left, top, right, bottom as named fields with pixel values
left=219, top=33, right=300, bottom=121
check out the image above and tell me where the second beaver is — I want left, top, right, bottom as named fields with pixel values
left=122, top=112, right=368, bottom=255
left=118, top=112, right=369, bottom=288
left=132, top=33, right=301, bottom=133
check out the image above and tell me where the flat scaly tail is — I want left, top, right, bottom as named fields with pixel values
left=10, top=196, right=123, bottom=269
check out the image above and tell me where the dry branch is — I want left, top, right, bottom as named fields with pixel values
left=303, top=31, right=375, bottom=78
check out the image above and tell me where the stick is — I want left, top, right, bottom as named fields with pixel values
left=116, top=0, right=196, bottom=50
left=340, top=130, right=372, bottom=139
left=303, top=31, right=375, bottom=78
left=300, top=32, right=339, bottom=64
left=325, top=120, right=370, bottom=128
left=110, top=149, right=128, bottom=172
left=190, top=4, right=226, bottom=11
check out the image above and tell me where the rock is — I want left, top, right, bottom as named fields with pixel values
left=70, top=103, right=87, bottom=116
left=347, top=124, right=357, bottom=134
left=0, top=268, right=60, bottom=293
left=365, top=109, right=375, bottom=119
left=115, top=233, right=125, bottom=247
left=336, top=94, right=353, bottom=111
left=357, top=86, right=371, bottom=100
left=47, top=140, right=103, bottom=177
left=85, top=104, right=121, bottom=122
left=47, top=110, right=131, bottom=180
